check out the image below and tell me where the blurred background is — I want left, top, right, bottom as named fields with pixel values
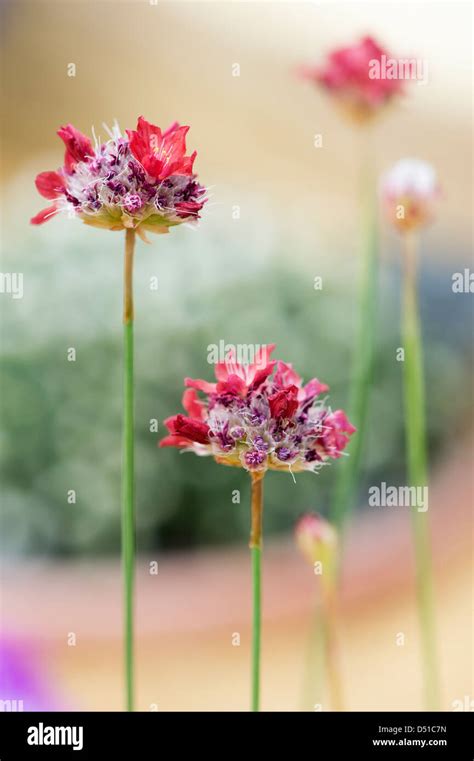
left=0, top=0, right=472, bottom=711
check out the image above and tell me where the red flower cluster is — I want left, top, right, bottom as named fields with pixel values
left=161, top=345, right=356, bottom=475
left=32, top=118, right=206, bottom=234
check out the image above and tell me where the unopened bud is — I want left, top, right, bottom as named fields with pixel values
left=381, top=158, right=440, bottom=233
left=295, top=512, right=339, bottom=589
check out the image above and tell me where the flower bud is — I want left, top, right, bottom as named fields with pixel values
left=381, top=158, right=440, bottom=233
left=295, top=512, right=339, bottom=590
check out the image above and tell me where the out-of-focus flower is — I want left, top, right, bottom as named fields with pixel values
left=295, top=512, right=339, bottom=590
left=31, top=117, right=207, bottom=237
left=160, top=345, right=356, bottom=475
left=381, top=159, right=439, bottom=233
left=299, top=36, right=404, bottom=123
left=161, top=349, right=354, bottom=713
left=0, top=636, right=62, bottom=711
left=295, top=512, right=338, bottom=565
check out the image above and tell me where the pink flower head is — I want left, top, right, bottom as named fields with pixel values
left=31, top=118, right=206, bottom=237
left=299, top=36, right=404, bottom=123
left=381, top=158, right=440, bottom=232
left=295, top=512, right=339, bottom=579
left=160, top=346, right=356, bottom=475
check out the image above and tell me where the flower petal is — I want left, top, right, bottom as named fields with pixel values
left=34, top=171, right=65, bottom=199
left=182, top=388, right=205, bottom=420
left=185, top=377, right=217, bottom=394
left=57, top=124, right=93, bottom=172
left=30, top=205, right=59, bottom=225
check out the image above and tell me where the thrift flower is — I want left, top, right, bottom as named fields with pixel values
left=385, top=158, right=441, bottom=708
left=31, top=117, right=207, bottom=239
left=381, top=158, right=439, bottom=232
left=31, top=115, right=207, bottom=712
left=161, top=346, right=355, bottom=711
left=299, top=36, right=404, bottom=123
left=160, top=345, right=356, bottom=475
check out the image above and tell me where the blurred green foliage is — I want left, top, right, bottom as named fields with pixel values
left=0, top=217, right=472, bottom=556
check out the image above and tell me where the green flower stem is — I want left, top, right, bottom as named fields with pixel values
left=122, top=228, right=136, bottom=712
left=302, top=586, right=343, bottom=711
left=321, top=588, right=343, bottom=711
left=402, top=231, right=440, bottom=711
left=249, top=472, right=264, bottom=712
left=302, top=590, right=325, bottom=711
left=330, top=140, right=378, bottom=531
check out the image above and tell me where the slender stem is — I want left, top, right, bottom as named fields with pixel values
left=330, top=132, right=378, bottom=531
left=321, top=589, right=343, bottom=711
left=251, top=547, right=261, bottom=712
left=401, top=231, right=440, bottom=711
left=302, top=584, right=343, bottom=711
left=249, top=472, right=264, bottom=712
left=302, top=591, right=325, bottom=711
left=122, top=228, right=136, bottom=712
left=123, top=228, right=135, bottom=323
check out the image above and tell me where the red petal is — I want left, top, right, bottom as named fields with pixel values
left=214, top=361, right=229, bottom=382
left=30, top=205, right=59, bottom=225
left=35, top=171, right=65, bottom=199
left=136, top=115, right=163, bottom=145
left=162, top=121, right=180, bottom=138
left=173, top=414, right=210, bottom=444
left=216, top=374, right=247, bottom=397
left=185, top=377, right=217, bottom=394
left=268, top=385, right=299, bottom=419
left=57, top=124, right=93, bottom=171
left=175, top=200, right=203, bottom=218
left=126, top=129, right=147, bottom=163
left=159, top=435, right=191, bottom=448
left=303, top=378, right=329, bottom=401
left=127, top=117, right=195, bottom=180
left=249, top=361, right=276, bottom=392
left=178, top=151, right=196, bottom=175
left=127, top=116, right=163, bottom=165
left=182, top=389, right=205, bottom=420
